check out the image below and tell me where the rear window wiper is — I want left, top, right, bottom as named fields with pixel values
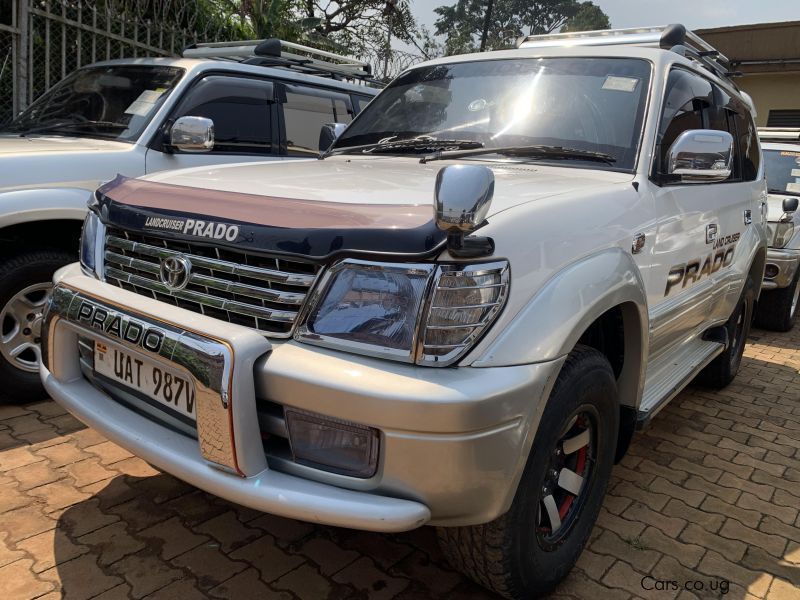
left=419, top=144, right=616, bottom=165
left=321, top=136, right=483, bottom=158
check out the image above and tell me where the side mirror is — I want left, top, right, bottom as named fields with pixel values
left=435, top=165, right=495, bottom=257
left=170, top=116, right=214, bottom=152
left=319, top=123, right=348, bottom=152
left=783, top=198, right=799, bottom=213
left=666, top=129, right=734, bottom=183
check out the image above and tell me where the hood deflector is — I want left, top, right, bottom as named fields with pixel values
left=96, top=175, right=446, bottom=260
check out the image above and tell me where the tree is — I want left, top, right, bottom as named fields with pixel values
left=561, top=2, right=610, bottom=33
left=434, top=0, right=610, bottom=54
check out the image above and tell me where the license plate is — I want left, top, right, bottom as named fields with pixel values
left=94, top=342, right=196, bottom=420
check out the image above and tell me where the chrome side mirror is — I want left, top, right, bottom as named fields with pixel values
left=319, top=123, right=348, bottom=152
left=666, top=129, right=733, bottom=182
left=170, top=116, right=214, bottom=152
left=434, top=165, right=495, bottom=257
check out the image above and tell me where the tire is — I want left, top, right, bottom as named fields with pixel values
left=436, top=345, right=619, bottom=599
left=696, top=275, right=756, bottom=389
left=754, top=268, right=800, bottom=332
left=0, top=250, right=76, bottom=404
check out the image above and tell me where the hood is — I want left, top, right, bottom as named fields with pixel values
left=0, top=134, right=134, bottom=192
left=0, top=134, right=128, bottom=155
left=99, top=157, right=632, bottom=260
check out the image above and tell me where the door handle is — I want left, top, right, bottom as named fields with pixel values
left=706, top=224, right=718, bottom=244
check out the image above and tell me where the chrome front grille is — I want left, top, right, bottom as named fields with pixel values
left=102, top=228, right=320, bottom=337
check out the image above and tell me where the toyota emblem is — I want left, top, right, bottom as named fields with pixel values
left=159, top=256, right=192, bottom=291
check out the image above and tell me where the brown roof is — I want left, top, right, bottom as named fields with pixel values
left=696, top=21, right=800, bottom=74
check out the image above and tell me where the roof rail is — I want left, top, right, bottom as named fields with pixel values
left=518, top=24, right=736, bottom=84
left=758, top=127, right=800, bottom=142
left=183, top=39, right=382, bottom=86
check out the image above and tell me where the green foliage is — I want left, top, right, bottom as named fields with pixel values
left=562, top=2, right=610, bottom=33
left=434, top=0, right=610, bottom=54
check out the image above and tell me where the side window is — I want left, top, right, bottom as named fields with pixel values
left=657, top=69, right=713, bottom=173
left=171, top=76, right=274, bottom=154
left=702, top=84, right=740, bottom=181
left=734, top=110, right=760, bottom=181
left=283, top=86, right=354, bottom=157
left=352, top=94, right=374, bottom=114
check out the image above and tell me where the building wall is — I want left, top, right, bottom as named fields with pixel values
left=737, top=73, right=800, bottom=127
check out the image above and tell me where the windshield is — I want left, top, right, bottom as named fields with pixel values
left=334, top=57, right=651, bottom=170
left=2, top=65, right=183, bottom=141
left=764, top=149, right=800, bottom=196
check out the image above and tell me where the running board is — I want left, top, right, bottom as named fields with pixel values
left=636, top=338, right=725, bottom=429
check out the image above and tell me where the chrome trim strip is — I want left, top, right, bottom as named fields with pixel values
left=105, top=250, right=307, bottom=305
left=105, top=267, right=298, bottom=323
left=106, top=235, right=317, bottom=287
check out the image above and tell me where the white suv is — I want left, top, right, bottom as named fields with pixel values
left=42, top=25, right=767, bottom=598
left=0, top=40, right=377, bottom=401
left=755, top=128, right=800, bottom=330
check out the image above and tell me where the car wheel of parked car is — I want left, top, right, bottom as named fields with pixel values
left=436, top=345, right=618, bottom=599
left=754, top=269, right=800, bottom=332
left=0, top=250, right=75, bottom=404
left=696, top=275, right=756, bottom=389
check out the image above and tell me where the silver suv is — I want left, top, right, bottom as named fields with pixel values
left=0, top=39, right=377, bottom=401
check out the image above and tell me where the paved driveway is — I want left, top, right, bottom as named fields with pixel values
left=1, top=324, right=798, bottom=600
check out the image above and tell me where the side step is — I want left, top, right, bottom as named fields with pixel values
left=636, top=337, right=725, bottom=429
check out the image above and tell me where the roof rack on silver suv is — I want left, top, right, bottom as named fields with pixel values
left=758, top=127, right=800, bottom=142
left=183, top=38, right=382, bottom=86
left=518, top=24, right=737, bottom=84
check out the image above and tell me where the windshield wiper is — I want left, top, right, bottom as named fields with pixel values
left=419, top=144, right=616, bottom=165
left=19, top=120, right=128, bottom=137
left=768, top=187, right=800, bottom=197
left=321, top=136, right=483, bottom=159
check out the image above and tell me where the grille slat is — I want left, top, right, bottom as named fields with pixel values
left=103, top=228, right=321, bottom=338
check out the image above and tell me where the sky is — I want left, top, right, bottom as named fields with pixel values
left=411, top=0, right=799, bottom=34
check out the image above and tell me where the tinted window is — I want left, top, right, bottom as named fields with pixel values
left=735, top=110, right=760, bottom=181
left=658, top=69, right=712, bottom=172
left=173, top=76, right=273, bottom=154
left=334, top=58, right=652, bottom=171
left=283, top=86, right=354, bottom=156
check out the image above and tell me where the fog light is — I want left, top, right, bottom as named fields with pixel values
left=285, top=409, right=379, bottom=478
left=765, top=264, right=779, bottom=279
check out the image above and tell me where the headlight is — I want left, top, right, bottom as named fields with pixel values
left=418, top=262, right=509, bottom=365
left=770, top=222, right=795, bottom=248
left=297, top=260, right=433, bottom=362
left=296, top=259, right=509, bottom=366
left=79, top=212, right=104, bottom=277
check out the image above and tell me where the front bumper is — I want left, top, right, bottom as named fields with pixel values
left=43, top=264, right=562, bottom=530
left=763, top=247, right=800, bottom=290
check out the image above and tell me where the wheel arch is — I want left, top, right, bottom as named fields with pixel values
left=0, top=187, right=90, bottom=256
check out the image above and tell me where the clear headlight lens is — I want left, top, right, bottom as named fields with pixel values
left=770, top=221, right=795, bottom=248
left=79, top=212, right=103, bottom=277
left=296, top=259, right=509, bottom=366
left=297, top=260, right=434, bottom=361
left=418, top=262, right=509, bottom=365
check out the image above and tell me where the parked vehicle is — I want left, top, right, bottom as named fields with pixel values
left=755, top=128, right=800, bottom=331
left=42, top=25, right=767, bottom=599
left=0, top=39, right=378, bottom=401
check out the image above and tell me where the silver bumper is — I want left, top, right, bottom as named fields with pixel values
left=763, top=247, right=800, bottom=289
left=43, top=264, right=562, bottom=529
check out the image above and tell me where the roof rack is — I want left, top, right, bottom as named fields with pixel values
left=183, top=39, right=382, bottom=86
left=758, top=127, right=800, bottom=142
left=518, top=24, right=737, bottom=84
